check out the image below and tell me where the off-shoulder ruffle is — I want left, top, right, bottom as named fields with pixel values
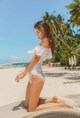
left=27, top=45, right=52, bottom=60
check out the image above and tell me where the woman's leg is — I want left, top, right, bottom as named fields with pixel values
left=25, top=81, right=31, bottom=108
left=26, top=75, right=73, bottom=112
left=38, top=96, right=59, bottom=105
left=38, top=96, right=73, bottom=108
left=36, top=102, right=72, bottom=111
left=28, top=75, right=44, bottom=112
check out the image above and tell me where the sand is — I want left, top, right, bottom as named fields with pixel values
left=0, top=66, right=80, bottom=118
left=0, top=66, right=80, bottom=107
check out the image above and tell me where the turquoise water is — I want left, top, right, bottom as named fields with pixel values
left=0, top=62, right=28, bottom=68
left=11, top=62, right=28, bottom=67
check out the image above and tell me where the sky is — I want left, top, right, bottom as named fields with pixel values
left=0, top=0, right=73, bottom=64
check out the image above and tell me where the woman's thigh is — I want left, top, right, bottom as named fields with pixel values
left=28, top=75, right=44, bottom=111
left=25, top=81, right=31, bottom=107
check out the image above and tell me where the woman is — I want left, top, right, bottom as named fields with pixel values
left=15, top=21, right=73, bottom=112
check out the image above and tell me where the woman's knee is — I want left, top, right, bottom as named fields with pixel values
left=28, top=105, right=36, bottom=112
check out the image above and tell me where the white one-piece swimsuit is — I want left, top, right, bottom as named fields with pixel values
left=27, top=45, right=52, bottom=83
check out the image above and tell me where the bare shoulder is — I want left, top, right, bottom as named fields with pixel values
left=40, top=38, right=50, bottom=49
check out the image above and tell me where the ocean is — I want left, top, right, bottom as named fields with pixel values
left=0, top=61, right=28, bottom=68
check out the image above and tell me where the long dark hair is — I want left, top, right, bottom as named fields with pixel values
left=34, top=21, right=55, bottom=55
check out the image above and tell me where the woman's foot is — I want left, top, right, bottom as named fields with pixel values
left=52, top=96, right=59, bottom=103
left=52, top=96, right=73, bottom=108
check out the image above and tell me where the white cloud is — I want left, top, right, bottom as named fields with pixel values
left=10, top=56, right=20, bottom=60
left=10, top=56, right=26, bottom=63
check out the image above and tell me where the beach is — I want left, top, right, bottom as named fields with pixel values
left=0, top=66, right=80, bottom=107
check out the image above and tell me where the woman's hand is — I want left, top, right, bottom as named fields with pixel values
left=15, top=71, right=26, bottom=82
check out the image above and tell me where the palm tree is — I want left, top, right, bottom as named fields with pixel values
left=42, top=12, right=73, bottom=50
left=66, top=0, right=80, bottom=26
left=42, top=12, right=80, bottom=66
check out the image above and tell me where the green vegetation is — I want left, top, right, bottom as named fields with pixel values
left=66, top=0, right=80, bottom=26
left=41, top=0, right=80, bottom=66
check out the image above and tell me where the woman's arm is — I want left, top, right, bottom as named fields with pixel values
left=15, top=55, right=41, bottom=82
left=23, top=55, right=41, bottom=75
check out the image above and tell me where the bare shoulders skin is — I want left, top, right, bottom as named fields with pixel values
left=40, top=38, right=50, bottom=49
